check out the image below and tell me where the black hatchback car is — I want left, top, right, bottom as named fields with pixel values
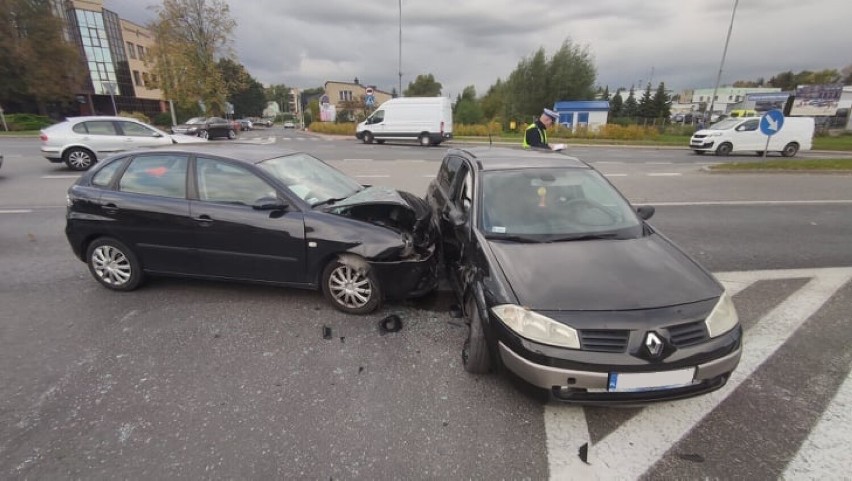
left=65, top=144, right=438, bottom=314
left=171, top=117, right=237, bottom=140
left=425, top=147, right=742, bottom=403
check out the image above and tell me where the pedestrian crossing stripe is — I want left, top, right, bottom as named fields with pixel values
left=545, top=267, right=852, bottom=480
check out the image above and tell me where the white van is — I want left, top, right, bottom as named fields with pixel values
left=356, top=97, right=453, bottom=146
left=690, top=116, right=814, bottom=157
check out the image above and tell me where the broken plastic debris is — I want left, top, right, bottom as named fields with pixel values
left=379, top=314, right=402, bottom=334
left=322, top=326, right=332, bottom=339
left=578, top=442, right=589, bottom=464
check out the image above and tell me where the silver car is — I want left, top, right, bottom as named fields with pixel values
left=40, top=116, right=205, bottom=171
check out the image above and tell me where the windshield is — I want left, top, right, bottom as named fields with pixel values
left=480, top=168, right=642, bottom=240
left=705, top=119, right=740, bottom=130
left=258, top=153, right=362, bottom=206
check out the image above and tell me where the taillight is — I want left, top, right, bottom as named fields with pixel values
left=440, top=121, right=444, bottom=134
left=40, top=133, right=48, bottom=141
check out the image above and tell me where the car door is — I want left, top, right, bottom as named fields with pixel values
left=76, top=120, right=125, bottom=157
left=99, top=153, right=199, bottom=274
left=116, top=120, right=173, bottom=150
left=190, top=156, right=307, bottom=284
left=734, top=118, right=761, bottom=150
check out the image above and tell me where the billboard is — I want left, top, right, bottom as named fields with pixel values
left=790, top=84, right=843, bottom=116
left=746, top=92, right=790, bottom=113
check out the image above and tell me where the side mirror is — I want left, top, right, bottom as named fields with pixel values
left=253, top=197, right=288, bottom=211
left=636, top=205, right=655, bottom=220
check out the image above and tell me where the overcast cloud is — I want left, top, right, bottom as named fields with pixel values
left=105, top=0, right=852, bottom=97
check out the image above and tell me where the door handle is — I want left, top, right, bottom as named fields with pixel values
left=193, top=214, right=213, bottom=225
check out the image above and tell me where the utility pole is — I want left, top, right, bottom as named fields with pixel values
left=708, top=0, right=739, bottom=122
left=398, top=0, right=403, bottom=97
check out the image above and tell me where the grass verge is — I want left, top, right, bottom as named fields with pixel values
left=709, top=158, right=852, bottom=171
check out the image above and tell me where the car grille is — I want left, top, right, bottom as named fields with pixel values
left=666, top=320, right=709, bottom=347
left=579, top=329, right=630, bottom=353
left=692, top=134, right=708, bottom=139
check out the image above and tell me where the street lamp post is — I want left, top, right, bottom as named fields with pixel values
left=707, top=0, right=739, bottom=122
left=103, top=82, right=118, bottom=115
left=398, top=0, right=402, bottom=97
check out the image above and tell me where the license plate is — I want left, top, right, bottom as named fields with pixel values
left=608, top=367, right=696, bottom=392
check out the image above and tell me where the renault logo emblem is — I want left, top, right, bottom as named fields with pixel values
left=645, top=332, right=664, bottom=357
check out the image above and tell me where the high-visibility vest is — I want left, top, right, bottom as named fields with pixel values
left=522, top=122, right=547, bottom=149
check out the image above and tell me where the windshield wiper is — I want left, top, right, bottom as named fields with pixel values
left=312, top=196, right=349, bottom=208
left=485, top=234, right=542, bottom=243
left=546, top=233, right=622, bottom=242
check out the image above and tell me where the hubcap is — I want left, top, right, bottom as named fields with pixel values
left=68, top=151, right=91, bottom=169
left=92, top=245, right=131, bottom=286
left=328, top=265, right=372, bottom=309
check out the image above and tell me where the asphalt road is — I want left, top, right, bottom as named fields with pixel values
left=1, top=130, right=851, bottom=479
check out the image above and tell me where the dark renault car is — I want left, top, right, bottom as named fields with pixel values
left=171, top=117, right=237, bottom=140
left=65, top=144, right=437, bottom=314
left=426, top=147, right=742, bottom=403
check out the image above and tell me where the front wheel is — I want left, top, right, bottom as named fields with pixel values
left=715, top=142, right=733, bottom=156
left=198, top=130, right=209, bottom=139
left=322, top=257, right=381, bottom=314
left=86, top=238, right=143, bottom=291
left=781, top=142, right=799, bottom=157
left=462, top=299, right=492, bottom=374
left=362, top=132, right=374, bottom=144
left=419, top=134, right=431, bottom=147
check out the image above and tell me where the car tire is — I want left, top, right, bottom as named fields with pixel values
left=86, top=238, right=143, bottom=291
left=462, top=298, right=492, bottom=374
left=322, top=257, right=381, bottom=315
left=228, top=129, right=236, bottom=140
left=198, top=130, right=209, bottom=140
left=715, top=142, right=733, bottom=156
left=419, top=134, right=431, bottom=147
left=782, top=142, right=799, bottom=157
left=63, top=147, right=96, bottom=171
left=693, top=150, right=705, bottom=155
left=376, top=139, right=386, bottom=144
left=755, top=151, right=764, bottom=156
left=363, top=132, right=374, bottom=144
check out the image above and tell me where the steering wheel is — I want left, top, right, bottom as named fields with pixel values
left=563, top=198, right=618, bottom=226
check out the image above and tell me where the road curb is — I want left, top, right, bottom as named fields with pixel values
left=700, top=166, right=852, bottom=175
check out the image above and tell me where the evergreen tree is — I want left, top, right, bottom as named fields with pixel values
left=637, top=83, right=654, bottom=119
left=651, top=82, right=671, bottom=120
left=623, top=87, right=638, bottom=118
left=609, top=89, right=623, bottom=118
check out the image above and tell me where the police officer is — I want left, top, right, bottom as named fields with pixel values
left=523, top=108, right=558, bottom=149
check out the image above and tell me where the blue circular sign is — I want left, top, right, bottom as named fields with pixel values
left=760, top=109, right=785, bottom=136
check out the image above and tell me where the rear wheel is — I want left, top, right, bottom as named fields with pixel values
left=781, top=142, right=799, bottom=157
left=376, top=139, right=386, bottom=144
left=362, top=132, right=374, bottom=144
left=63, top=147, right=95, bottom=171
left=715, top=142, right=733, bottom=156
left=86, top=238, right=143, bottom=291
left=419, top=134, right=431, bottom=147
left=227, top=129, right=236, bottom=140
left=198, top=130, right=209, bottom=139
left=462, top=298, right=492, bottom=374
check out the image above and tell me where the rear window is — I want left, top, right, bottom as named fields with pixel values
left=119, top=155, right=188, bottom=199
left=83, top=121, right=118, bottom=135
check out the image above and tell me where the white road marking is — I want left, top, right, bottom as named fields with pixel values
left=646, top=173, right=682, bottom=177
left=645, top=162, right=673, bottom=165
left=782, top=367, right=852, bottom=478
left=0, top=209, right=33, bottom=214
left=603, top=173, right=628, bottom=177
left=546, top=267, right=852, bottom=481
left=342, top=159, right=374, bottom=162
left=593, top=161, right=624, bottom=165
left=355, top=174, right=390, bottom=178
left=422, top=174, right=436, bottom=178
left=41, top=175, right=80, bottom=179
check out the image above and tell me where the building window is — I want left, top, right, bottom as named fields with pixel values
left=133, top=70, right=141, bottom=86
left=137, top=45, right=145, bottom=60
left=127, top=41, right=136, bottom=59
left=142, top=72, right=149, bottom=86
left=338, top=90, right=353, bottom=102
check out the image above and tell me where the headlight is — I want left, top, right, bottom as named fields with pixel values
left=491, top=304, right=580, bottom=349
left=399, top=232, right=414, bottom=258
left=705, top=291, right=739, bottom=337
left=708, top=132, right=723, bottom=137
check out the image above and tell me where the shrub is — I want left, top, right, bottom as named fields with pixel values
left=307, top=122, right=356, bottom=135
left=152, top=112, right=173, bottom=128
left=118, top=111, right=150, bottom=124
left=5, top=113, right=54, bottom=131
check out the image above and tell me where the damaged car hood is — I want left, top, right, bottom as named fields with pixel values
left=328, top=186, right=434, bottom=247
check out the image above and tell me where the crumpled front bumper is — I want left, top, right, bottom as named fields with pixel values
left=369, top=245, right=439, bottom=300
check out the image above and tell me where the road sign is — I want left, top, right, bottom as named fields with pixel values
left=760, top=109, right=785, bottom=136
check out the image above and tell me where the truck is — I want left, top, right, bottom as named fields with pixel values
left=689, top=116, right=814, bottom=157
left=356, top=97, right=453, bottom=146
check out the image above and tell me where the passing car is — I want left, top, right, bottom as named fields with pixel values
left=237, top=118, right=253, bottom=131
left=39, top=116, right=205, bottom=171
left=283, top=121, right=296, bottom=129
left=65, top=144, right=438, bottom=314
left=171, top=117, right=237, bottom=140
left=425, top=147, right=742, bottom=403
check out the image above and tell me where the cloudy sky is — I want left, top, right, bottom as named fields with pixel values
left=106, top=0, right=852, bottom=97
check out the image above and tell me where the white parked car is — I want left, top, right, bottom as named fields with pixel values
left=40, top=116, right=206, bottom=171
left=283, top=120, right=296, bottom=129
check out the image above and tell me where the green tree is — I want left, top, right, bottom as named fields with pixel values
left=217, top=58, right=264, bottom=116
left=637, top=83, right=654, bottom=119
left=623, top=87, right=638, bottom=118
left=453, top=85, right=483, bottom=124
left=404, top=74, right=443, bottom=96
left=1, top=0, right=85, bottom=114
left=609, top=88, right=623, bottom=118
left=265, top=83, right=290, bottom=114
left=149, top=0, right=236, bottom=116
left=651, top=82, right=671, bottom=120
left=480, top=79, right=506, bottom=121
